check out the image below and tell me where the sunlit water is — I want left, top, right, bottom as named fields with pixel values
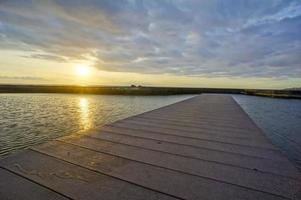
left=233, top=95, right=301, bottom=170
left=0, top=93, right=193, bottom=156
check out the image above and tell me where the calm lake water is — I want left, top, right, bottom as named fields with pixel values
left=234, top=95, right=301, bottom=170
left=0, top=93, right=300, bottom=170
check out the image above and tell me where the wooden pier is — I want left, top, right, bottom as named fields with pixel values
left=0, top=94, right=300, bottom=200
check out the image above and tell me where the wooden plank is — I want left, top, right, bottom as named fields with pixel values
left=0, top=168, right=70, bottom=200
left=100, top=125, right=287, bottom=161
left=87, top=129, right=300, bottom=178
left=136, top=97, right=259, bottom=128
left=58, top=136, right=300, bottom=199
left=33, top=140, right=287, bottom=200
left=139, top=111, right=255, bottom=123
left=109, top=122, right=279, bottom=150
left=111, top=120, right=275, bottom=148
left=120, top=118, right=265, bottom=138
left=129, top=116, right=263, bottom=135
left=0, top=150, right=177, bottom=200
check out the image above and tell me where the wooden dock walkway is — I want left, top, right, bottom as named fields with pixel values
left=0, top=94, right=300, bottom=200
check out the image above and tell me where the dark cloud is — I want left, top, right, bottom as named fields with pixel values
left=0, top=0, right=300, bottom=78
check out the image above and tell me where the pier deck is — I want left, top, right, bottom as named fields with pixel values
left=0, top=94, right=300, bottom=200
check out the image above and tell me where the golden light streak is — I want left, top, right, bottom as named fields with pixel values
left=78, top=97, right=92, bottom=131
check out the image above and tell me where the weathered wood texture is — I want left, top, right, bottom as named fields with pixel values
left=0, top=94, right=300, bottom=200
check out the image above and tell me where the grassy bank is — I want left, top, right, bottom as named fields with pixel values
left=242, top=89, right=301, bottom=99
left=0, top=84, right=300, bottom=99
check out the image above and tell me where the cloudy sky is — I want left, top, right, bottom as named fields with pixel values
left=0, top=0, right=300, bottom=88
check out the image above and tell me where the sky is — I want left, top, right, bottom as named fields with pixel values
left=0, top=0, right=300, bottom=89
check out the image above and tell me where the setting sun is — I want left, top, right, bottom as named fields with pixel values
left=75, top=64, right=91, bottom=77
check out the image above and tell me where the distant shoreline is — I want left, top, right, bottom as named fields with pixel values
left=0, top=84, right=300, bottom=99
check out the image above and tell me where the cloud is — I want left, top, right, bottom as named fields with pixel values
left=0, top=75, right=46, bottom=80
left=0, top=0, right=300, bottom=78
left=22, top=54, right=67, bottom=62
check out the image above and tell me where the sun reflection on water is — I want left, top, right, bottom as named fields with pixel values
left=79, top=97, right=92, bottom=131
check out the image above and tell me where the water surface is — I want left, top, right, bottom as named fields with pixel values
left=234, top=95, right=301, bottom=170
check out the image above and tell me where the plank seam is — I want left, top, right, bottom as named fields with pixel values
left=96, top=127, right=287, bottom=162
left=52, top=140, right=291, bottom=200
left=29, top=149, right=185, bottom=200
left=85, top=135, right=299, bottom=180
left=114, top=121, right=276, bottom=149
left=107, top=124, right=280, bottom=151
left=0, top=165, right=74, bottom=200
left=131, top=116, right=260, bottom=132
left=118, top=119, right=264, bottom=140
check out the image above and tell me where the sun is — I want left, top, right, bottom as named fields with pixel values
left=75, top=64, right=91, bottom=77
